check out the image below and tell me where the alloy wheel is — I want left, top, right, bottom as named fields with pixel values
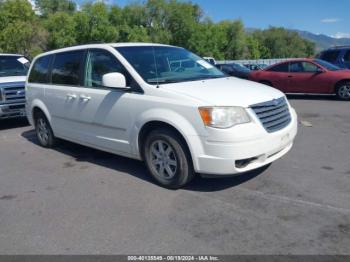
left=338, top=84, right=350, bottom=99
left=149, top=140, right=178, bottom=180
left=37, top=118, right=49, bottom=145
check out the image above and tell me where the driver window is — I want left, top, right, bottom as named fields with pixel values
left=85, top=49, right=127, bottom=88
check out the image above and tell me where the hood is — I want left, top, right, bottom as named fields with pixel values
left=329, top=69, right=350, bottom=76
left=161, top=77, right=285, bottom=107
left=0, top=76, right=26, bottom=84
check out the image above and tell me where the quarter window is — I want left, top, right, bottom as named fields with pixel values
left=84, top=49, right=128, bottom=88
left=28, top=55, right=51, bottom=83
left=51, top=51, right=84, bottom=86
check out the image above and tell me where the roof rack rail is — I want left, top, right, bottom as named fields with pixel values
left=53, top=41, right=107, bottom=49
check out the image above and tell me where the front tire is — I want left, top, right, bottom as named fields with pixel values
left=143, top=128, right=194, bottom=189
left=35, top=112, right=56, bottom=148
left=336, top=81, right=350, bottom=101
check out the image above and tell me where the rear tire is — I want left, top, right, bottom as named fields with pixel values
left=336, top=81, right=350, bottom=101
left=143, top=128, right=194, bottom=189
left=35, top=112, right=56, bottom=148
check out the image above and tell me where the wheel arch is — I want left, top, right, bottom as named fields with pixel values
left=30, top=100, right=52, bottom=126
left=334, top=79, right=350, bottom=93
left=133, top=109, right=205, bottom=171
left=138, top=121, right=191, bottom=160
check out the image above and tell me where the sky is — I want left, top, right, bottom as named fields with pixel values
left=75, top=0, right=350, bottom=38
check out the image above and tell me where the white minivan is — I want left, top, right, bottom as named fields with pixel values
left=26, top=43, right=297, bottom=188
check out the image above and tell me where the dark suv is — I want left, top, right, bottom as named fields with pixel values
left=317, top=46, right=350, bottom=69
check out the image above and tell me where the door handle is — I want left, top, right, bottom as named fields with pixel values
left=66, top=94, right=77, bottom=99
left=288, top=75, right=293, bottom=78
left=80, top=95, right=91, bottom=101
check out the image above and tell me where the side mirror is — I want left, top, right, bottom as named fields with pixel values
left=315, top=68, right=324, bottom=74
left=102, top=72, right=129, bottom=89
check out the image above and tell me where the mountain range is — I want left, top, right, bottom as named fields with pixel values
left=294, top=30, right=350, bottom=52
left=246, top=28, right=350, bottom=52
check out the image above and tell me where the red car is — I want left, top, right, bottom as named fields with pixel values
left=249, top=58, right=350, bottom=100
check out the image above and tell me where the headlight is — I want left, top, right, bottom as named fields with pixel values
left=198, top=106, right=251, bottom=128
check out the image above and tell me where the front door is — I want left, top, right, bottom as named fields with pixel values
left=286, top=61, right=330, bottom=93
left=65, top=48, right=137, bottom=154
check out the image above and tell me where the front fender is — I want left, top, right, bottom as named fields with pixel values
left=131, top=108, right=205, bottom=170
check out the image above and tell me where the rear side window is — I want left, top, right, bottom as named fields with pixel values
left=28, top=55, right=51, bottom=83
left=51, top=50, right=84, bottom=86
left=344, top=50, right=350, bottom=62
left=320, top=50, right=340, bottom=63
left=268, top=63, right=289, bottom=72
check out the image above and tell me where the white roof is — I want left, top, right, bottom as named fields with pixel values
left=36, top=43, right=176, bottom=58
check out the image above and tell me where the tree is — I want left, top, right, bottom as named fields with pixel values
left=35, top=0, right=76, bottom=16
left=252, top=27, right=315, bottom=58
left=219, top=20, right=246, bottom=59
left=44, top=12, right=77, bottom=49
left=188, top=20, right=227, bottom=59
left=166, top=0, right=202, bottom=47
left=0, top=0, right=316, bottom=59
left=74, top=2, right=118, bottom=44
left=0, top=0, right=47, bottom=57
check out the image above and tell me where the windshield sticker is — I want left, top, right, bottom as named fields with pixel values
left=17, top=57, right=29, bottom=64
left=197, top=60, right=213, bottom=69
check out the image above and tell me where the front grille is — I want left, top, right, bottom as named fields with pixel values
left=9, top=104, right=25, bottom=110
left=0, top=82, right=25, bottom=103
left=3, top=86, right=25, bottom=101
left=250, top=97, right=291, bottom=133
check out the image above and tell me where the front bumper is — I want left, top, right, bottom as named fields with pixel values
left=0, top=103, right=26, bottom=119
left=193, top=108, right=298, bottom=175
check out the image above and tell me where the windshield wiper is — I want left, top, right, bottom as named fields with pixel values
left=147, top=75, right=226, bottom=84
left=147, top=79, right=180, bottom=84
left=180, top=75, right=226, bottom=82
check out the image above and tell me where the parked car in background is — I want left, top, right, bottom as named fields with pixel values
left=244, top=63, right=268, bottom=71
left=203, top=57, right=216, bottom=65
left=0, top=54, right=30, bottom=119
left=249, top=58, right=350, bottom=100
left=216, top=62, right=251, bottom=79
left=317, top=46, right=350, bottom=69
left=26, top=43, right=297, bottom=188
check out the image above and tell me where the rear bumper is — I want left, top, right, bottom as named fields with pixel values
left=0, top=103, right=26, bottom=119
left=193, top=108, right=298, bottom=175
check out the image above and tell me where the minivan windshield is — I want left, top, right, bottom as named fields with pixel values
left=0, top=56, right=30, bottom=77
left=116, top=46, right=226, bottom=84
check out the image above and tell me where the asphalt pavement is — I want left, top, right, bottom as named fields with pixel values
left=0, top=96, right=349, bottom=254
